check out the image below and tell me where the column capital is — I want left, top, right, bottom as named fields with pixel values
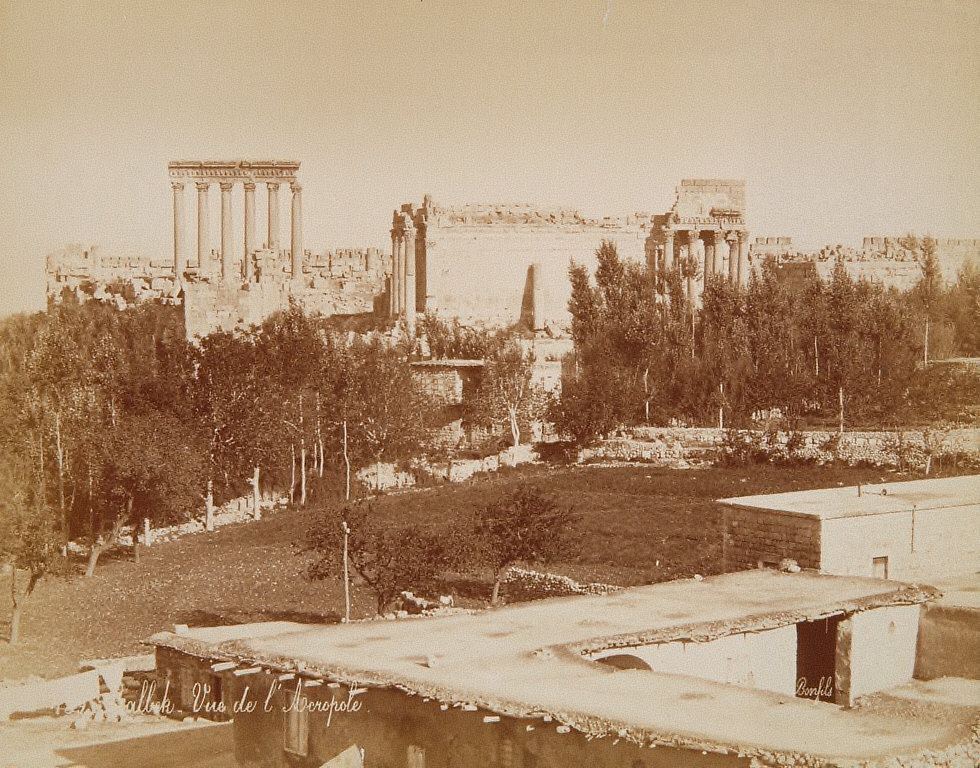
left=688, top=228, right=701, bottom=241
left=737, top=229, right=749, bottom=243
left=243, top=180, right=256, bottom=191
left=267, top=181, right=280, bottom=190
left=219, top=181, right=234, bottom=192
left=195, top=180, right=210, bottom=191
left=171, top=181, right=185, bottom=192
left=290, top=182, right=302, bottom=193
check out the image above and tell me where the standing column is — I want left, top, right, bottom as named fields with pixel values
left=712, top=231, right=724, bottom=275
left=663, top=228, right=675, bottom=271
left=267, top=182, right=280, bottom=251
left=398, top=229, right=408, bottom=318
left=389, top=229, right=399, bottom=317
left=737, top=230, right=750, bottom=287
left=196, top=181, right=210, bottom=275
left=243, top=181, right=256, bottom=265
left=727, top=233, right=738, bottom=283
left=290, top=183, right=303, bottom=279
left=220, top=182, right=234, bottom=283
left=704, top=237, right=716, bottom=287
left=404, top=223, right=416, bottom=333
left=171, top=181, right=185, bottom=280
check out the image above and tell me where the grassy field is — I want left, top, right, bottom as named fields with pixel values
left=0, top=462, right=925, bottom=680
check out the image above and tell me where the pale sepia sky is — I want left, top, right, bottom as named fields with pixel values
left=0, top=0, right=977, bottom=316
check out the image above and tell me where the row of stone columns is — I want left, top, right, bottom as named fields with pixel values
left=652, top=228, right=750, bottom=295
left=389, top=217, right=417, bottom=332
left=171, top=179, right=303, bottom=283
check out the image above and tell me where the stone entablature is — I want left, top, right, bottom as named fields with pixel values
left=167, top=160, right=300, bottom=182
left=421, top=201, right=652, bottom=230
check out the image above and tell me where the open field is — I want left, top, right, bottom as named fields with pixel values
left=0, top=462, right=932, bottom=680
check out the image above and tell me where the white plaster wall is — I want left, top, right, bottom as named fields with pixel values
left=590, top=625, right=798, bottom=697
left=848, top=605, right=920, bottom=699
left=820, top=505, right=980, bottom=582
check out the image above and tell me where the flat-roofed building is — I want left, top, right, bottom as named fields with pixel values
left=719, top=475, right=980, bottom=582
left=146, top=570, right=976, bottom=767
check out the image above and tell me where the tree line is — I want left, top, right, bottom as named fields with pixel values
left=555, top=237, right=980, bottom=443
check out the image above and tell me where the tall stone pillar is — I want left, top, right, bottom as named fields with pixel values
left=737, top=230, right=750, bottom=287
left=196, top=181, right=210, bottom=274
left=398, top=231, right=408, bottom=319
left=171, top=181, right=185, bottom=280
left=389, top=229, right=399, bottom=317
left=290, top=183, right=303, bottom=279
left=267, top=182, right=280, bottom=251
left=727, top=233, right=738, bottom=283
left=705, top=239, right=716, bottom=285
left=663, top=229, right=675, bottom=272
left=220, top=182, right=234, bottom=283
left=404, top=224, right=416, bottom=333
left=243, top=181, right=256, bottom=262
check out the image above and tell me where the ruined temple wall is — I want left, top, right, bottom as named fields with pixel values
left=422, top=225, right=649, bottom=328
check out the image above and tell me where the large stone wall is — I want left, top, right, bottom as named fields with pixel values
left=46, top=244, right=181, bottom=308
left=751, top=236, right=980, bottom=290
left=410, top=200, right=652, bottom=329
left=183, top=247, right=388, bottom=338
left=46, top=243, right=389, bottom=339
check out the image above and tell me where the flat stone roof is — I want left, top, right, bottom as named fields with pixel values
left=718, top=474, right=980, bottom=520
left=148, top=570, right=952, bottom=762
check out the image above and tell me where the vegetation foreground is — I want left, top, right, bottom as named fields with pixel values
left=0, top=462, right=920, bottom=681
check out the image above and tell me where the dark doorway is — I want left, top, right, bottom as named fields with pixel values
left=796, top=617, right=840, bottom=702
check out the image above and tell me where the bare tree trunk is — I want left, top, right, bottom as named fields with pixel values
left=814, top=336, right=819, bottom=377
left=643, top=367, right=650, bottom=424
left=85, top=514, right=126, bottom=577
left=289, top=443, right=296, bottom=504
left=491, top=567, right=506, bottom=606
left=508, top=406, right=520, bottom=447
left=343, top=420, right=351, bottom=501
left=8, top=560, right=21, bottom=645
left=252, top=467, right=261, bottom=520
left=55, top=411, right=66, bottom=543
left=205, top=478, right=215, bottom=532
left=316, top=392, right=324, bottom=478
left=838, top=386, right=845, bottom=435
left=300, top=446, right=307, bottom=506
left=924, top=317, right=930, bottom=367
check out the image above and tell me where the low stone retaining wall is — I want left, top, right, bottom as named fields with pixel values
left=578, top=426, right=980, bottom=469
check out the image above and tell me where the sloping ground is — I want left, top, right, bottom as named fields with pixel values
left=0, top=463, right=915, bottom=681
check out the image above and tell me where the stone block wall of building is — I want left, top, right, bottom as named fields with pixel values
left=46, top=244, right=181, bottom=308
left=722, top=507, right=822, bottom=572
left=819, top=504, right=980, bottom=582
left=416, top=202, right=651, bottom=329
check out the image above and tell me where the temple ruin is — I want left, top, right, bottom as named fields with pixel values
left=388, top=198, right=652, bottom=330
left=646, top=179, right=751, bottom=308
left=43, top=169, right=980, bottom=337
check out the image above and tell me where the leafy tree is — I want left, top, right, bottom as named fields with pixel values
left=306, top=503, right=457, bottom=614
left=901, top=234, right=943, bottom=367
left=471, top=485, right=578, bottom=605
left=466, top=338, right=543, bottom=447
